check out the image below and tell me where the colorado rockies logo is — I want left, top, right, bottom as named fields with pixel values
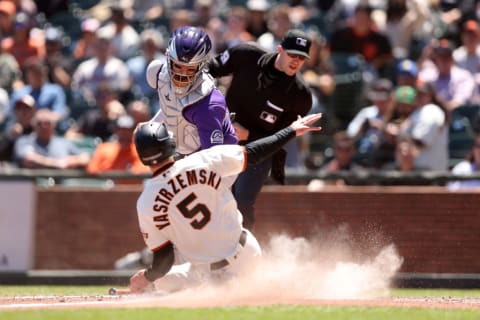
left=210, top=130, right=224, bottom=144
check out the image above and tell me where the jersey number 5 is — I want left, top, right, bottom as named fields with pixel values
left=177, top=193, right=211, bottom=229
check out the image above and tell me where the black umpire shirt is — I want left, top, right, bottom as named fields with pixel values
left=207, top=42, right=312, bottom=143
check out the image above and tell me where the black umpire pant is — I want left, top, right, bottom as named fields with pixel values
left=232, top=155, right=272, bottom=230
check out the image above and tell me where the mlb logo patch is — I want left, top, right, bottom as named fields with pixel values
left=296, top=37, right=307, bottom=47
left=259, top=111, right=277, bottom=124
left=220, top=50, right=230, bottom=65
left=210, top=130, right=224, bottom=144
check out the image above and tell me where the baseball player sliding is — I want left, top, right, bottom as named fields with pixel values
left=128, top=113, right=322, bottom=294
left=114, top=26, right=237, bottom=274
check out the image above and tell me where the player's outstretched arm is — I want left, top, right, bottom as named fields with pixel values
left=245, top=113, right=322, bottom=165
left=290, top=113, right=322, bottom=136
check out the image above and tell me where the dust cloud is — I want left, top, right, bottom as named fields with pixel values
left=154, top=226, right=404, bottom=306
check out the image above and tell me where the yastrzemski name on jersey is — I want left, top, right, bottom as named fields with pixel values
left=137, top=145, right=244, bottom=263
left=151, top=168, right=222, bottom=230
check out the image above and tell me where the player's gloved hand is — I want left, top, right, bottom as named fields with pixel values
left=290, top=113, right=322, bottom=137
left=129, top=269, right=152, bottom=293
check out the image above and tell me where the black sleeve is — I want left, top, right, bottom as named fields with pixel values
left=245, top=127, right=295, bottom=165
left=207, top=48, right=235, bottom=78
left=143, top=242, right=174, bottom=282
left=207, top=42, right=263, bottom=78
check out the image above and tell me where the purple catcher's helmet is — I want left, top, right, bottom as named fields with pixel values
left=167, top=26, right=212, bottom=94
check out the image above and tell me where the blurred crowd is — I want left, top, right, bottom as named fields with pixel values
left=1, top=0, right=480, bottom=187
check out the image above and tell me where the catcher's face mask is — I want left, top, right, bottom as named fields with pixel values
left=167, top=26, right=212, bottom=95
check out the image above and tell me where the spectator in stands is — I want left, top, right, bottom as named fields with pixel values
left=257, top=4, right=292, bottom=52
left=319, top=131, right=364, bottom=186
left=286, top=0, right=316, bottom=26
left=390, top=135, right=418, bottom=172
left=205, top=15, right=227, bottom=54
left=126, top=100, right=151, bottom=125
left=97, top=3, right=140, bottom=61
left=72, top=17, right=101, bottom=64
left=329, top=3, right=393, bottom=78
left=453, top=19, right=480, bottom=75
left=66, top=84, right=126, bottom=142
left=0, top=87, right=8, bottom=127
left=0, top=94, right=34, bottom=161
left=396, top=58, right=418, bottom=87
left=453, top=19, right=480, bottom=104
left=386, top=84, right=449, bottom=171
left=448, top=132, right=480, bottom=189
left=347, top=78, right=396, bottom=168
left=44, top=26, right=74, bottom=90
left=0, top=38, right=21, bottom=93
left=0, top=0, right=16, bottom=38
left=424, top=0, right=458, bottom=41
left=71, top=28, right=131, bottom=105
left=11, top=0, right=37, bottom=19
left=298, top=29, right=334, bottom=167
left=1, top=11, right=44, bottom=68
left=9, top=56, right=69, bottom=132
left=301, top=29, right=335, bottom=112
left=126, top=28, right=166, bottom=112
left=162, top=0, right=228, bottom=18
left=377, top=0, right=428, bottom=60
left=86, top=114, right=149, bottom=176
left=131, top=0, right=163, bottom=23
left=418, top=38, right=477, bottom=110
left=192, top=0, right=214, bottom=28
left=246, top=0, right=269, bottom=39
left=222, top=6, right=254, bottom=49
left=13, top=108, right=90, bottom=169
left=168, top=9, right=194, bottom=34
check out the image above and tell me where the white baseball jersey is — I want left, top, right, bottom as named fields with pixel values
left=146, top=60, right=216, bottom=155
left=136, top=144, right=246, bottom=264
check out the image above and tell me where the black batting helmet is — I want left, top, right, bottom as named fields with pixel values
left=134, top=122, right=176, bottom=166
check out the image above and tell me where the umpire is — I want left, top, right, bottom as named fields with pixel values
left=207, top=29, right=313, bottom=229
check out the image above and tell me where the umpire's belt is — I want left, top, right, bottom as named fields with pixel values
left=210, top=230, right=247, bottom=271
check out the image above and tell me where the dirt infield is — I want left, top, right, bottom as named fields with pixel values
left=1, top=294, right=480, bottom=310
left=1, top=237, right=477, bottom=311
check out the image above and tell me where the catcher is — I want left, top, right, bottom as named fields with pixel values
left=146, top=25, right=237, bottom=157
left=129, top=113, right=322, bottom=293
